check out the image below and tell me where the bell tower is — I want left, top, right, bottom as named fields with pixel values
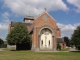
left=23, top=16, right=34, bottom=23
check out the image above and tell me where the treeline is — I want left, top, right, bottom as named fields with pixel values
left=0, top=38, right=7, bottom=48
left=63, top=25, right=80, bottom=50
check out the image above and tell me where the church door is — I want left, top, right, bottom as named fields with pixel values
left=40, top=28, right=53, bottom=50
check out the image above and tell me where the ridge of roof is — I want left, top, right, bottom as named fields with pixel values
left=35, top=11, right=56, bottom=22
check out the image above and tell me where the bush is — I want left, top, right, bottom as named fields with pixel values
left=76, top=45, right=80, bottom=50
left=57, top=43, right=61, bottom=50
left=0, top=44, right=7, bottom=48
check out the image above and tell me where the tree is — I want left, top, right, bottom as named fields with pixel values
left=64, top=36, right=70, bottom=47
left=57, top=43, right=61, bottom=50
left=0, top=38, right=4, bottom=48
left=71, top=25, right=80, bottom=50
left=6, top=22, right=31, bottom=50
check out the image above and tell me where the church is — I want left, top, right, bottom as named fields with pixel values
left=8, top=10, right=66, bottom=51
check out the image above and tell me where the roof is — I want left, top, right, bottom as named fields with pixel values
left=35, top=11, right=56, bottom=22
left=23, top=16, right=34, bottom=21
left=57, top=38, right=65, bottom=43
left=11, top=21, right=32, bottom=27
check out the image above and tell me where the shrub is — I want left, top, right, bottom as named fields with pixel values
left=57, top=43, right=61, bottom=50
left=76, top=45, right=80, bottom=50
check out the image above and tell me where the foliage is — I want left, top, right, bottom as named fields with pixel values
left=57, top=43, right=61, bottom=50
left=71, top=25, right=80, bottom=50
left=64, top=36, right=70, bottom=47
left=0, top=38, right=4, bottom=48
left=6, top=22, right=31, bottom=45
left=76, top=45, right=80, bottom=50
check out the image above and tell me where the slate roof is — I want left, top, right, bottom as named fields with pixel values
left=23, top=16, right=34, bottom=21
left=57, top=38, right=65, bottom=43
left=11, top=21, right=32, bottom=27
left=10, top=21, right=33, bottom=33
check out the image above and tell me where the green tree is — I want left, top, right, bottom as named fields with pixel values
left=6, top=22, right=31, bottom=45
left=64, top=36, right=70, bottom=47
left=0, top=38, right=4, bottom=48
left=71, top=25, right=80, bottom=50
left=57, top=43, right=61, bottom=50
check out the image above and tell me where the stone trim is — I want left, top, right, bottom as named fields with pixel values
left=38, top=25, right=55, bottom=36
left=37, top=26, right=54, bottom=51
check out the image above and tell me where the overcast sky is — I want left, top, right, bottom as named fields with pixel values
left=0, top=0, right=80, bottom=40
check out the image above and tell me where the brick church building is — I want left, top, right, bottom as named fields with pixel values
left=8, top=10, right=66, bottom=51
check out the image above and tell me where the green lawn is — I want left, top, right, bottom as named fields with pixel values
left=0, top=50, right=80, bottom=60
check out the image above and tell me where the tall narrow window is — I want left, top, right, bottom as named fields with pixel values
left=41, top=40, right=43, bottom=45
left=49, top=40, right=50, bottom=45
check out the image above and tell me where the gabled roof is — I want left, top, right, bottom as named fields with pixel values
left=57, top=38, right=65, bottom=43
left=35, top=11, right=56, bottom=22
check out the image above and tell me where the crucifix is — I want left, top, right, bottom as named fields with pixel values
left=44, top=8, right=47, bottom=11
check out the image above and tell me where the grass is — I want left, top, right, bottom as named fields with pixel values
left=60, top=48, right=70, bottom=51
left=0, top=49, right=80, bottom=60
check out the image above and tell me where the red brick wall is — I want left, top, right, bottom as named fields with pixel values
left=60, top=43, right=66, bottom=49
left=33, top=12, right=61, bottom=49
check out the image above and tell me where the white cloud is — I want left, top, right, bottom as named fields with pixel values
left=74, top=23, right=80, bottom=28
left=67, top=0, right=80, bottom=13
left=3, top=0, right=69, bottom=16
left=0, top=11, right=10, bottom=40
left=57, top=23, right=80, bottom=38
left=0, top=36, right=4, bottom=39
left=2, top=12, right=9, bottom=19
left=0, top=19, right=9, bottom=40
left=0, top=20, right=9, bottom=30
left=0, top=12, right=10, bottom=30
left=0, top=24, right=7, bottom=30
